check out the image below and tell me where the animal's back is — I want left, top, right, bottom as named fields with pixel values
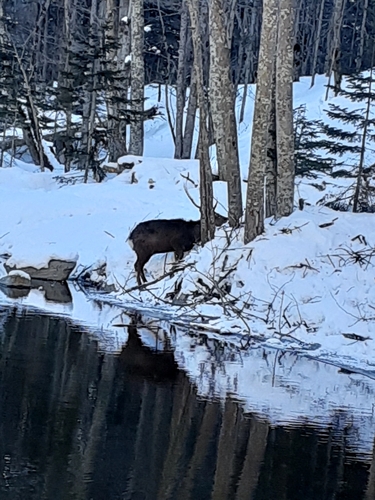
left=128, top=218, right=200, bottom=255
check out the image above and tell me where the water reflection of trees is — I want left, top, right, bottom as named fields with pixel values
left=0, top=307, right=372, bottom=500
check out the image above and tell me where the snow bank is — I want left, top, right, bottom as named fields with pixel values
left=1, top=75, right=375, bottom=456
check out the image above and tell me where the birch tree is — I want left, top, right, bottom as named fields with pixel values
left=245, top=0, right=295, bottom=242
left=244, top=0, right=278, bottom=243
left=105, top=0, right=131, bottom=162
left=276, top=0, right=294, bottom=217
left=186, top=0, right=215, bottom=243
left=209, top=0, right=243, bottom=227
left=129, top=0, right=145, bottom=155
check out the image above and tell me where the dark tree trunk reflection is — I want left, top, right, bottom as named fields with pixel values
left=0, top=307, right=371, bottom=500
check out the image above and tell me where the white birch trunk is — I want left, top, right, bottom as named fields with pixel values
left=244, top=0, right=278, bottom=243
left=106, top=0, right=131, bottom=161
left=276, top=0, right=295, bottom=218
left=209, top=0, right=243, bottom=226
left=129, top=0, right=145, bottom=155
left=186, top=0, right=215, bottom=243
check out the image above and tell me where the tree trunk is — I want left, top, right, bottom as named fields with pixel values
left=129, top=0, right=145, bottom=155
left=265, top=64, right=277, bottom=218
left=13, top=54, right=53, bottom=171
left=225, top=0, right=237, bottom=50
left=181, top=69, right=198, bottom=159
left=239, top=1, right=259, bottom=122
left=357, top=0, right=369, bottom=72
left=276, top=0, right=295, bottom=218
left=2, top=8, right=53, bottom=172
left=115, top=0, right=132, bottom=158
left=174, top=1, right=189, bottom=159
left=0, top=1, right=7, bottom=167
left=324, top=0, right=346, bottom=99
left=244, top=0, right=278, bottom=244
left=106, top=0, right=130, bottom=162
left=81, top=0, right=100, bottom=182
left=186, top=0, right=215, bottom=244
left=353, top=66, right=374, bottom=212
left=209, top=0, right=243, bottom=227
left=310, top=0, right=325, bottom=88
left=61, top=0, right=75, bottom=172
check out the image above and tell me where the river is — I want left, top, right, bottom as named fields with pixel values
left=0, top=303, right=374, bottom=499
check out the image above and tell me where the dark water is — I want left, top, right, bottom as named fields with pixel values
left=0, top=307, right=373, bottom=500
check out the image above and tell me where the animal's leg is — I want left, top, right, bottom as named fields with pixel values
left=135, top=256, right=149, bottom=285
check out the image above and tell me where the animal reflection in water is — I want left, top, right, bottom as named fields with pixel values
left=117, top=315, right=179, bottom=382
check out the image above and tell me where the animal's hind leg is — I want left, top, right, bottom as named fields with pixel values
left=172, top=241, right=184, bottom=261
left=135, top=257, right=148, bottom=285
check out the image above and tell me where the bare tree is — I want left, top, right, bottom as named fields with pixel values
left=81, top=0, right=102, bottom=182
left=325, top=0, right=346, bottom=99
left=276, top=0, right=295, bottom=218
left=357, top=0, right=369, bottom=72
left=353, top=64, right=375, bottom=212
left=174, top=0, right=189, bottom=159
left=209, top=0, right=243, bottom=227
left=59, top=0, right=77, bottom=173
left=265, top=66, right=277, bottom=218
left=310, top=0, right=325, bottom=88
left=186, top=0, right=215, bottom=243
left=181, top=69, right=198, bottom=159
left=12, top=43, right=53, bottom=171
left=239, top=0, right=261, bottom=123
left=129, top=0, right=145, bottom=155
left=106, top=0, right=131, bottom=162
left=244, top=0, right=278, bottom=243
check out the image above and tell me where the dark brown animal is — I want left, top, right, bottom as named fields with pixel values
left=128, top=213, right=227, bottom=285
left=118, top=317, right=179, bottom=382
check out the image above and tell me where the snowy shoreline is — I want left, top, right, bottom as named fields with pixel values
left=1, top=75, right=375, bottom=449
left=1, top=107, right=375, bottom=377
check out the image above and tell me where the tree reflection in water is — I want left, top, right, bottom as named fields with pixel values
left=0, top=307, right=372, bottom=500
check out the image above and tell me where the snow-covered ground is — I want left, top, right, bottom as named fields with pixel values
left=1, top=75, right=375, bottom=457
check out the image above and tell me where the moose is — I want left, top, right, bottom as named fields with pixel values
left=128, top=212, right=227, bottom=285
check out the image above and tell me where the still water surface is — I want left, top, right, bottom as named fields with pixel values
left=0, top=306, right=373, bottom=500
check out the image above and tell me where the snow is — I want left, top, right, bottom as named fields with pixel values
left=1, top=74, right=375, bottom=455
left=8, top=269, right=31, bottom=279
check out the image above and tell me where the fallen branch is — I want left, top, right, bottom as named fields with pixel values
left=119, top=262, right=195, bottom=294
left=319, top=217, right=338, bottom=228
left=279, top=222, right=309, bottom=235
